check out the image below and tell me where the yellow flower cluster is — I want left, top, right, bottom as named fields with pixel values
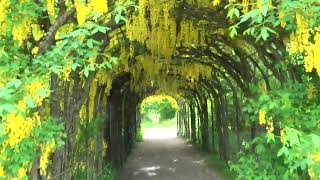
left=0, top=165, right=4, bottom=177
left=91, top=0, right=108, bottom=14
left=12, top=20, right=31, bottom=45
left=31, top=24, right=44, bottom=41
left=280, top=129, right=286, bottom=144
left=126, top=0, right=148, bottom=44
left=17, top=99, right=27, bottom=111
left=259, top=110, right=266, bottom=125
left=308, top=152, right=320, bottom=179
left=308, top=169, right=315, bottom=179
left=278, top=11, right=287, bottom=28
left=242, top=0, right=249, bottom=14
left=60, top=66, right=72, bottom=81
left=31, top=47, right=39, bottom=55
left=3, top=112, right=34, bottom=146
left=266, top=117, right=274, bottom=134
left=0, top=0, right=9, bottom=24
left=40, top=141, right=55, bottom=175
left=75, top=0, right=91, bottom=25
left=26, top=81, right=47, bottom=106
left=212, top=0, right=220, bottom=7
left=46, top=0, right=56, bottom=18
left=18, top=168, right=27, bottom=178
left=27, top=81, right=43, bottom=97
left=141, top=95, right=179, bottom=110
left=74, top=0, right=108, bottom=25
left=289, top=14, right=320, bottom=75
left=258, top=110, right=274, bottom=134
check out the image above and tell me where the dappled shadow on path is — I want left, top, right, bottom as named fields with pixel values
left=119, top=128, right=220, bottom=180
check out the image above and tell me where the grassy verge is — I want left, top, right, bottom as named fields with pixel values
left=136, top=127, right=144, bottom=142
left=205, top=153, right=236, bottom=180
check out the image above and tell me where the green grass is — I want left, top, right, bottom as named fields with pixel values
left=136, top=128, right=144, bottom=142
left=205, top=153, right=236, bottom=180
left=141, top=118, right=177, bottom=128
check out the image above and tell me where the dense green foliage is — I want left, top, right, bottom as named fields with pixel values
left=141, top=98, right=177, bottom=123
left=140, top=95, right=178, bottom=124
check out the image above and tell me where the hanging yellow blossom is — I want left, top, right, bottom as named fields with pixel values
left=259, top=110, right=266, bottom=125
left=242, top=0, right=249, bottom=14
left=266, top=118, right=274, bottom=134
left=288, top=14, right=320, bottom=76
left=18, top=168, right=27, bottom=178
left=309, top=169, right=315, bottom=179
left=0, top=0, right=9, bottom=24
left=31, top=47, right=39, bottom=55
left=12, top=20, right=31, bottom=45
left=280, top=129, right=286, bottom=144
left=212, top=0, right=220, bottom=7
left=26, top=81, right=48, bottom=106
left=31, top=24, right=44, bottom=41
left=60, top=66, right=72, bottom=81
left=3, top=112, right=34, bottom=146
left=40, top=141, right=55, bottom=175
left=268, top=0, right=272, bottom=7
left=313, top=152, right=320, bottom=162
left=279, top=11, right=286, bottom=28
left=27, top=81, right=43, bottom=97
left=46, top=0, right=56, bottom=18
left=74, top=0, right=91, bottom=25
left=0, top=165, right=4, bottom=177
left=256, top=0, right=262, bottom=9
left=17, top=99, right=27, bottom=111
left=90, top=0, right=108, bottom=14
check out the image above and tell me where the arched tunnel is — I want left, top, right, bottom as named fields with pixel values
left=62, top=1, right=291, bottom=177
left=1, top=0, right=319, bottom=179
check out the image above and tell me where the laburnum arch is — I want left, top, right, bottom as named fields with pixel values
left=86, top=0, right=292, bottom=174
left=0, top=0, right=305, bottom=179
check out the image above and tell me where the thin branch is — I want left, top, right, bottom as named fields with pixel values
left=39, top=8, right=76, bottom=54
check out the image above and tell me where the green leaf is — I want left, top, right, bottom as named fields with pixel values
left=51, top=66, right=62, bottom=74
left=229, top=25, right=238, bottom=38
left=266, top=132, right=275, bottom=143
left=36, top=87, right=49, bottom=98
left=277, top=146, right=289, bottom=157
left=110, top=57, right=118, bottom=64
left=0, top=104, right=16, bottom=116
left=261, top=6, right=269, bottom=17
left=71, top=63, right=80, bottom=71
left=6, top=79, right=22, bottom=89
left=115, top=14, right=127, bottom=24
left=255, top=144, right=265, bottom=154
left=260, top=27, right=269, bottom=41
left=84, top=68, right=89, bottom=77
left=106, top=62, right=112, bottom=70
left=26, top=96, right=36, bottom=108
left=97, top=26, right=110, bottom=33
left=87, top=39, right=94, bottom=48
left=227, top=8, right=240, bottom=19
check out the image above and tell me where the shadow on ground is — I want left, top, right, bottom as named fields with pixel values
left=119, top=128, right=220, bottom=180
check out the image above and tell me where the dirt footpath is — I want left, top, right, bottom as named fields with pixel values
left=119, top=133, right=220, bottom=180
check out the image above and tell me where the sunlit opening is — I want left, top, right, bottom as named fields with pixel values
left=138, top=95, right=178, bottom=139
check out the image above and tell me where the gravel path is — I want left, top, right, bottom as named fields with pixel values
left=119, top=128, right=220, bottom=180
